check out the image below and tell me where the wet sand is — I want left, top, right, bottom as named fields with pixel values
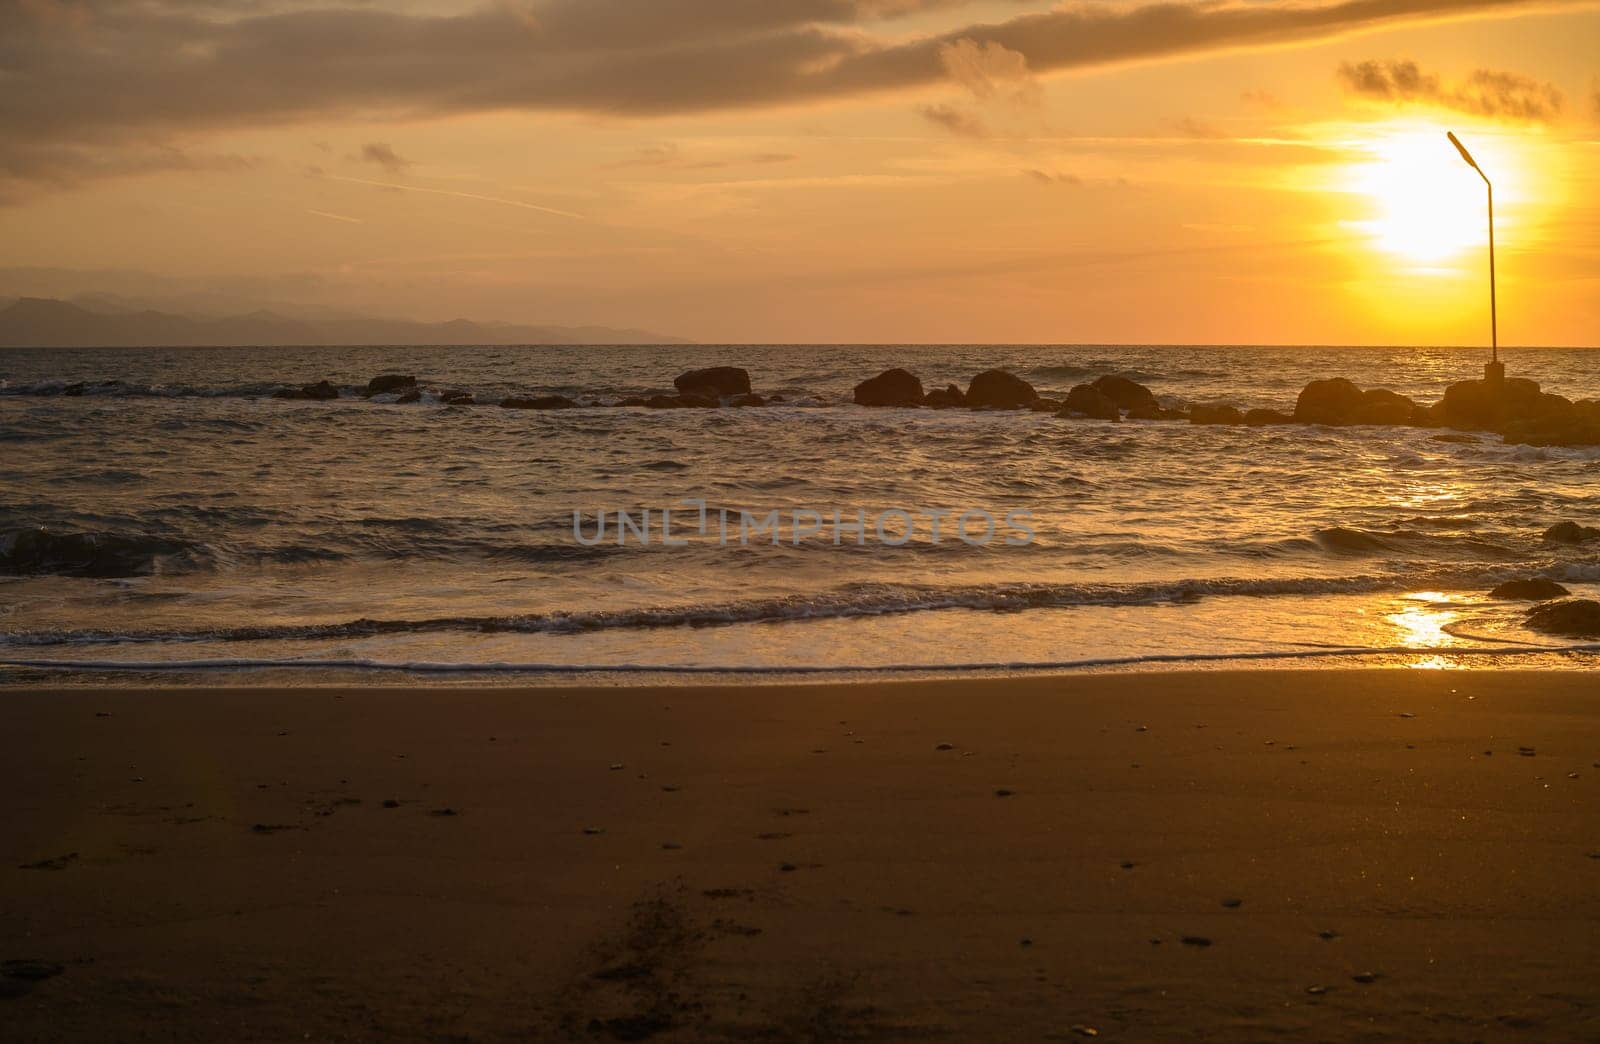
left=2, top=670, right=1597, bottom=1041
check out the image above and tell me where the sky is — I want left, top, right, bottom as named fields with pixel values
left=1, top=0, right=1597, bottom=345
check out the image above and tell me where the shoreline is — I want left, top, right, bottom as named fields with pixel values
left=4, top=669, right=1596, bottom=1040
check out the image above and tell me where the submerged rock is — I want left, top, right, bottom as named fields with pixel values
left=1189, top=404, right=1244, bottom=425
left=364, top=374, right=417, bottom=397
left=1244, top=408, right=1293, bottom=426
left=1490, top=578, right=1570, bottom=601
left=853, top=368, right=923, bottom=407
left=1127, top=402, right=1185, bottom=421
left=1091, top=374, right=1157, bottom=411
left=500, top=395, right=577, bottom=409
left=923, top=384, right=965, bottom=409
left=1061, top=383, right=1120, bottom=420
left=1029, top=397, right=1062, bottom=413
left=439, top=391, right=475, bottom=406
left=674, top=366, right=751, bottom=398
left=272, top=380, right=339, bottom=401
left=395, top=389, right=422, bottom=404
left=1525, top=599, right=1600, bottom=638
left=1543, top=522, right=1600, bottom=545
left=729, top=392, right=766, bottom=407
left=965, top=369, right=1037, bottom=410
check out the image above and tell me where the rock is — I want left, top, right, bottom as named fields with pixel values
left=1293, top=379, right=1418, bottom=425
left=923, top=384, right=966, bottom=409
left=854, top=368, right=924, bottom=407
left=616, top=396, right=649, bottom=407
left=395, top=389, right=422, bottom=404
left=1127, top=402, right=1185, bottom=421
left=1440, top=375, right=1543, bottom=430
left=439, top=391, right=475, bottom=405
left=645, top=394, right=685, bottom=409
left=965, top=369, right=1037, bottom=410
left=364, top=374, right=417, bottom=397
left=1543, top=522, right=1600, bottom=545
left=1189, top=404, right=1244, bottom=425
left=1294, top=378, right=1365, bottom=425
left=729, top=392, right=766, bottom=407
left=677, top=392, right=719, bottom=408
left=1490, top=578, right=1570, bottom=601
left=1061, top=383, right=1120, bottom=420
left=1244, top=408, right=1293, bottom=426
left=674, top=366, right=751, bottom=398
left=1029, top=397, right=1062, bottom=413
left=1525, top=599, right=1600, bottom=638
left=62, top=382, right=85, bottom=397
left=273, top=380, right=339, bottom=401
left=767, top=394, right=786, bottom=403
left=2, top=959, right=64, bottom=981
left=1357, top=388, right=1420, bottom=425
left=500, top=395, right=577, bottom=409
left=1091, top=374, right=1157, bottom=411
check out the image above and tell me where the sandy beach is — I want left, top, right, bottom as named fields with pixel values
left=0, top=669, right=1594, bottom=1041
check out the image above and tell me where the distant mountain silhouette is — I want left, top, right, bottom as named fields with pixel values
left=0, top=297, right=688, bottom=347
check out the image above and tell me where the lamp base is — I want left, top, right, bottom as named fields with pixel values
left=1485, top=359, right=1505, bottom=385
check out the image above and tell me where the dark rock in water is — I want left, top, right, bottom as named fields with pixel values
left=1525, top=599, right=1600, bottom=637
left=677, top=391, right=719, bottom=408
left=1440, top=375, right=1543, bottom=430
left=1127, top=402, right=1185, bottom=421
left=62, top=382, right=85, bottom=397
left=923, top=384, right=965, bottom=409
left=767, top=394, right=786, bottom=403
left=1430, top=432, right=1479, bottom=444
left=674, top=366, right=751, bottom=397
left=395, top=389, right=422, bottom=404
left=1189, top=404, right=1244, bottom=425
left=1490, top=578, right=1570, bottom=601
left=729, top=392, right=766, bottom=407
left=1062, top=383, right=1120, bottom=420
left=1294, top=379, right=1418, bottom=425
left=364, top=374, right=416, bottom=397
left=1091, top=374, right=1157, bottom=411
left=2, top=959, right=64, bottom=981
left=645, top=394, right=684, bottom=409
left=1543, top=522, right=1600, bottom=545
left=616, top=396, right=648, bottom=407
left=1244, top=408, right=1293, bottom=426
left=439, top=391, right=475, bottom=406
left=1030, top=397, right=1062, bottom=413
left=854, top=368, right=923, bottom=407
left=1357, top=388, right=1420, bottom=425
left=1, top=528, right=189, bottom=578
left=1294, top=378, right=1364, bottom=424
left=965, top=369, right=1037, bottom=410
left=501, top=395, right=576, bottom=409
left=273, top=379, right=339, bottom=401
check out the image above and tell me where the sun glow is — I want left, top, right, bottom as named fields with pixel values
left=1342, top=125, right=1521, bottom=267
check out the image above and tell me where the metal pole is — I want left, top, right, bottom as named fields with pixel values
left=1487, top=180, right=1497, bottom=362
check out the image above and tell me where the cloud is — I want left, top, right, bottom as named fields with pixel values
left=1024, top=169, right=1083, bottom=186
left=356, top=142, right=411, bottom=173
left=0, top=0, right=1579, bottom=196
left=938, top=38, right=1040, bottom=108
left=919, top=104, right=989, bottom=138
left=1337, top=59, right=1565, bottom=121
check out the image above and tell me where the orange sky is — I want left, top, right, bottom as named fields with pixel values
left=1, top=0, right=1597, bottom=344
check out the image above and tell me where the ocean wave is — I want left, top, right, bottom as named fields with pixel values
left=2, top=642, right=1597, bottom=675
left=0, top=570, right=1545, bottom=647
left=1312, top=526, right=1520, bottom=559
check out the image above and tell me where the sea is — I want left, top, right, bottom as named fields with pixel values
left=2, top=344, right=1597, bottom=684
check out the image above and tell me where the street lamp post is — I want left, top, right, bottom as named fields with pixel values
left=1447, top=131, right=1502, bottom=384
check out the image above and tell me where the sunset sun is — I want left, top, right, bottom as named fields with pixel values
left=1343, top=126, right=1521, bottom=267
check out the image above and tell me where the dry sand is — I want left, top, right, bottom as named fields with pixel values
left=2, top=670, right=1597, bottom=1041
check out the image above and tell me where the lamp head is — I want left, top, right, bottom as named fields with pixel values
left=1447, top=131, right=1480, bottom=171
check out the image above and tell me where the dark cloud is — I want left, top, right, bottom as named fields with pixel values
left=1337, top=59, right=1565, bottom=121
left=0, top=0, right=1576, bottom=195
left=357, top=142, right=411, bottom=173
left=919, top=104, right=989, bottom=137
